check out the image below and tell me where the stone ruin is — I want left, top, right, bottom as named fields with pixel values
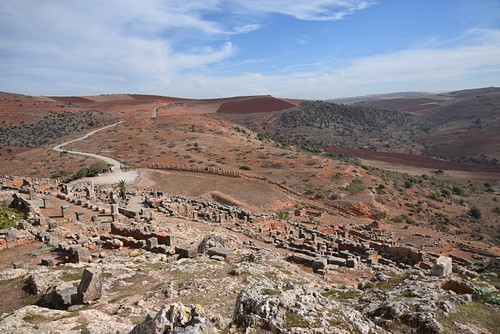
left=0, top=174, right=496, bottom=279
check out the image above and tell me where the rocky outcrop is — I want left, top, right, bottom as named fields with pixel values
left=233, top=280, right=385, bottom=334
left=129, top=303, right=218, bottom=334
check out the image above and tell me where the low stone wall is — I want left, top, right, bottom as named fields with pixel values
left=110, top=223, right=175, bottom=246
left=148, top=163, right=240, bottom=178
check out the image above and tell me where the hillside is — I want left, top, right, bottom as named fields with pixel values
left=0, top=89, right=498, bottom=334
left=272, top=100, right=428, bottom=153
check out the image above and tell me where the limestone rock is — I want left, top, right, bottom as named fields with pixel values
left=38, top=283, right=77, bottom=310
left=198, top=233, right=239, bottom=253
left=129, top=302, right=218, bottom=334
left=77, top=268, right=102, bottom=304
left=207, top=247, right=233, bottom=259
left=440, top=279, right=475, bottom=295
left=175, top=244, right=198, bottom=259
left=233, top=281, right=385, bottom=334
left=431, top=256, right=452, bottom=277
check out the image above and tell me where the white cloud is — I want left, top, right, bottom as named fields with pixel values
left=0, top=1, right=498, bottom=99
left=228, top=0, right=373, bottom=21
left=165, top=29, right=500, bottom=99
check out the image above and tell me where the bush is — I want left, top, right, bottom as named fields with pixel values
left=429, top=192, right=443, bottom=202
left=0, top=206, right=22, bottom=229
left=239, top=165, right=251, bottom=171
left=441, top=188, right=452, bottom=197
left=74, top=167, right=89, bottom=180
left=404, top=180, right=414, bottom=188
left=89, top=160, right=109, bottom=174
left=345, top=179, right=366, bottom=194
left=469, top=206, right=482, bottom=219
left=276, top=210, right=290, bottom=220
left=474, top=287, right=500, bottom=305
left=452, top=185, right=465, bottom=196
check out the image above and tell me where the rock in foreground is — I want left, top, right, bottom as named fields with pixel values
left=129, top=302, right=218, bottom=334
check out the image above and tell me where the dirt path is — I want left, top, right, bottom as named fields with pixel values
left=53, top=121, right=139, bottom=185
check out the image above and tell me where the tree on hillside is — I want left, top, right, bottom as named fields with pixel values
left=276, top=210, right=290, bottom=221
left=89, top=160, right=109, bottom=175
left=118, top=179, right=127, bottom=200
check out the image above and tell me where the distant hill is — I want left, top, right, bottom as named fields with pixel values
left=216, top=96, right=294, bottom=114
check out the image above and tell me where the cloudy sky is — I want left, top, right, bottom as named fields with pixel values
left=1, top=0, right=500, bottom=99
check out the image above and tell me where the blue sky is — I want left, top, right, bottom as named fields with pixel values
left=1, top=0, right=500, bottom=99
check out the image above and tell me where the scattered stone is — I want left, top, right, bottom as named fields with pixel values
left=40, top=257, right=56, bottom=267
left=12, top=261, right=25, bottom=269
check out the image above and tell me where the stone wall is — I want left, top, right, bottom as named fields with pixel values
left=147, top=163, right=240, bottom=178
left=110, top=223, right=175, bottom=246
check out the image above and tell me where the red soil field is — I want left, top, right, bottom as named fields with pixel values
left=324, top=147, right=500, bottom=173
left=217, top=96, right=294, bottom=114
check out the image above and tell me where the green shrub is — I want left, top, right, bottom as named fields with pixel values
left=452, top=186, right=465, bottom=196
left=74, top=167, right=89, bottom=179
left=276, top=210, right=290, bottom=220
left=89, top=160, right=109, bottom=174
left=441, top=188, right=452, bottom=197
left=239, top=165, right=251, bottom=171
left=0, top=206, right=22, bottom=229
left=469, top=206, right=482, bottom=219
left=429, top=192, right=443, bottom=202
left=474, top=287, right=500, bottom=305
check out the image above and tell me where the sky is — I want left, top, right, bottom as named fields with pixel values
left=1, top=0, right=500, bottom=99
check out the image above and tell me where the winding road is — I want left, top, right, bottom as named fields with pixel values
left=53, top=121, right=139, bottom=185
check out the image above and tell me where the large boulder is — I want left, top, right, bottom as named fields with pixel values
left=197, top=233, right=239, bottom=253
left=175, top=244, right=198, bottom=259
left=77, top=268, right=102, bottom=304
left=431, top=256, right=452, bottom=277
left=129, top=302, right=218, bottom=334
left=38, top=283, right=78, bottom=310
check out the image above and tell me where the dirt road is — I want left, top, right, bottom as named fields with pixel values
left=53, top=121, right=139, bottom=185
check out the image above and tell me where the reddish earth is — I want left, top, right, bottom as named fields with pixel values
left=216, top=96, right=294, bottom=114
left=49, top=96, right=94, bottom=103
left=324, top=147, right=500, bottom=174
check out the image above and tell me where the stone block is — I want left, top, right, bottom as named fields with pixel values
left=69, top=246, right=91, bottom=263
left=431, top=256, right=453, bottom=277
left=327, top=256, right=347, bottom=266
left=207, top=247, right=233, bottom=259
left=38, top=283, right=77, bottom=309
left=312, top=257, right=328, bottom=273
left=147, top=237, right=158, bottom=250
left=346, top=258, right=358, bottom=268
left=77, top=268, right=102, bottom=304
left=175, top=244, right=198, bottom=259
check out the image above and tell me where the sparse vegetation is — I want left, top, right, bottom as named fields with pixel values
left=0, top=206, right=21, bottom=229
left=345, top=179, right=366, bottom=194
